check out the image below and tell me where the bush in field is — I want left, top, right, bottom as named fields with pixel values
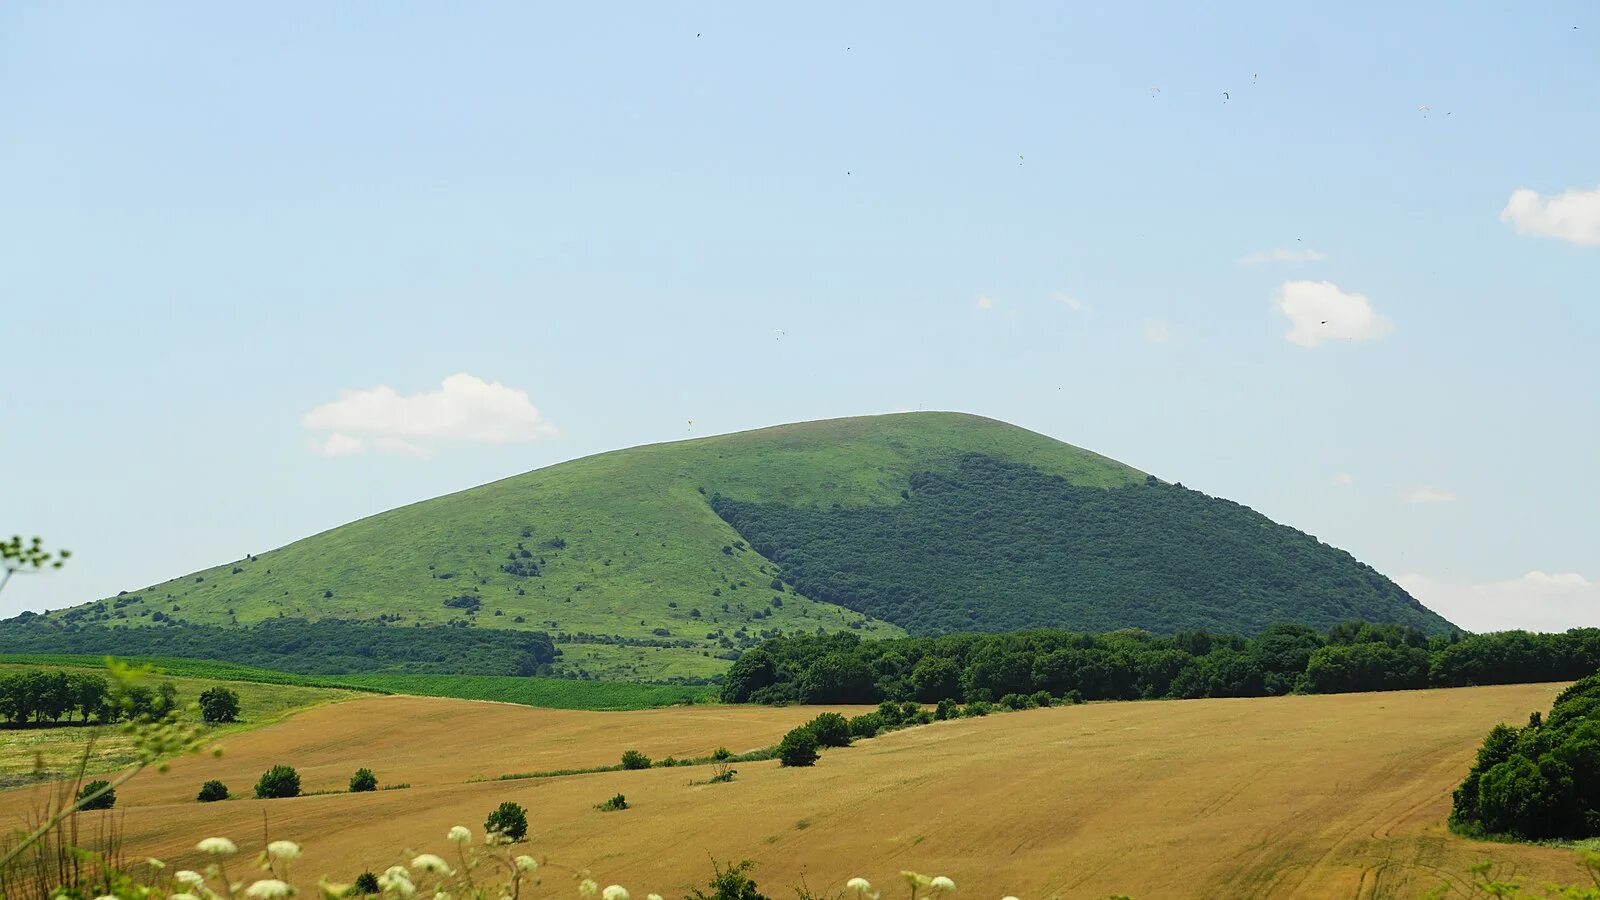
left=196, top=780, right=229, bottom=802
left=76, top=780, right=115, bottom=810
left=198, top=686, right=240, bottom=724
left=848, top=713, right=883, bottom=738
left=777, top=726, right=820, bottom=767
left=1030, top=690, right=1054, bottom=708
left=1062, top=689, right=1085, bottom=705
left=620, top=749, right=651, bottom=770
left=597, top=793, right=628, bottom=811
left=687, top=858, right=772, bottom=900
left=254, top=764, right=301, bottom=799
left=806, top=712, right=852, bottom=747
left=999, top=692, right=1033, bottom=710
left=352, top=872, right=380, bottom=895
left=349, top=768, right=378, bottom=792
left=963, top=701, right=991, bottom=717
left=934, top=698, right=959, bottom=721
left=485, top=800, right=529, bottom=840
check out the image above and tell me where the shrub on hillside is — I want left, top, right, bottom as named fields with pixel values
left=934, top=699, right=959, bottom=721
left=76, top=780, right=115, bottom=810
left=806, top=712, right=852, bottom=747
left=999, top=692, right=1033, bottom=710
left=777, top=726, right=820, bottom=767
left=962, top=701, right=991, bottom=717
left=198, top=686, right=240, bottom=724
left=620, top=749, right=651, bottom=770
left=876, top=700, right=903, bottom=726
left=597, top=793, right=628, bottom=811
left=1062, top=689, right=1085, bottom=705
left=196, top=779, right=229, bottom=803
left=486, top=800, right=529, bottom=840
left=848, top=713, right=883, bottom=738
left=349, top=768, right=378, bottom=792
left=254, top=764, right=301, bottom=799
left=1029, top=690, right=1054, bottom=708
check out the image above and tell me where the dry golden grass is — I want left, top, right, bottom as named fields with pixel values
left=5, top=684, right=1591, bottom=899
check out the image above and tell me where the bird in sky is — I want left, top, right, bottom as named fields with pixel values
left=1222, top=91, right=1230, bottom=102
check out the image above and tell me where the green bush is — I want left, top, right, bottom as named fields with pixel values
left=1029, top=690, right=1054, bottom=708
left=806, top=712, right=852, bottom=747
left=76, top=779, right=115, bottom=810
left=254, top=764, right=302, bottom=799
left=352, top=872, right=380, bottom=895
left=876, top=700, right=903, bottom=726
left=349, top=768, right=377, bottom=792
left=934, top=699, right=959, bottom=721
left=963, top=701, right=991, bottom=717
left=485, top=800, right=529, bottom=840
left=196, top=779, right=229, bottom=802
left=998, top=692, right=1033, bottom=710
left=1062, top=689, right=1085, bottom=705
left=620, top=749, right=651, bottom=770
left=686, top=859, right=771, bottom=900
left=596, top=793, right=628, bottom=811
left=198, top=686, right=241, bottom=724
left=777, top=726, right=820, bottom=767
left=848, top=713, right=883, bottom=737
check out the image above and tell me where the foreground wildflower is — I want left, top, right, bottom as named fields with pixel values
left=411, top=854, right=452, bottom=875
left=846, top=878, right=873, bottom=895
left=246, top=878, right=294, bottom=899
left=171, top=893, right=202, bottom=900
left=578, top=878, right=599, bottom=898
left=198, top=837, right=238, bottom=856
left=448, top=826, right=472, bottom=844
left=602, top=885, right=629, bottom=900
left=267, top=840, right=302, bottom=860
left=379, top=866, right=416, bottom=898
left=515, top=856, right=539, bottom=872
left=176, top=870, right=206, bottom=887
left=930, top=876, right=956, bottom=893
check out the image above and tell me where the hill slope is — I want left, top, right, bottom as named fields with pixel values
left=23, top=413, right=1450, bottom=677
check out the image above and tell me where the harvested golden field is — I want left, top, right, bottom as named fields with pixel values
left=6, top=684, right=1591, bottom=899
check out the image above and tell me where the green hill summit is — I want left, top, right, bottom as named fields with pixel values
left=25, top=413, right=1451, bottom=679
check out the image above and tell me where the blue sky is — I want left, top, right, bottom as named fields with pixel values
left=3, top=2, right=1596, bottom=630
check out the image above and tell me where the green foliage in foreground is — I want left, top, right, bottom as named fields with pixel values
left=725, top=622, right=1600, bottom=705
left=1453, top=671, right=1600, bottom=840
left=714, top=453, right=1450, bottom=636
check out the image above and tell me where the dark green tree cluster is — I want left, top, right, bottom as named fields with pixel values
left=723, top=623, right=1600, bottom=706
left=198, top=686, right=240, bottom=724
left=0, top=618, right=556, bottom=676
left=712, top=454, right=1450, bottom=636
left=0, top=669, right=177, bottom=724
left=1452, top=672, right=1600, bottom=840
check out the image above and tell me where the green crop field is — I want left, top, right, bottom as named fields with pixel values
left=322, top=673, right=716, bottom=710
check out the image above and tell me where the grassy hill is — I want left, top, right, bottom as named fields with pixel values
left=19, top=412, right=1450, bottom=678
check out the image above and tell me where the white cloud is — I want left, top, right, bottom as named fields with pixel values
left=1236, top=247, right=1327, bottom=266
left=1274, top=280, right=1391, bottom=348
left=302, top=373, right=556, bottom=457
left=1404, top=485, right=1456, bottom=504
left=1051, top=291, right=1092, bottom=315
left=1500, top=186, right=1600, bottom=246
left=1398, top=571, right=1598, bottom=633
left=1143, top=318, right=1171, bottom=343
left=976, top=295, right=994, bottom=311
left=1331, top=472, right=1356, bottom=487
left=311, top=433, right=367, bottom=458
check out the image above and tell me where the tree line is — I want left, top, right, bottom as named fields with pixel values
left=0, top=617, right=557, bottom=676
left=0, top=668, right=176, bottom=725
left=722, top=621, right=1600, bottom=705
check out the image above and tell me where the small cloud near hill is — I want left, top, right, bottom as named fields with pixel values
left=1404, top=485, right=1456, bottom=504
left=1398, top=571, right=1598, bottom=632
left=1275, top=280, right=1391, bottom=348
left=302, top=373, right=556, bottom=458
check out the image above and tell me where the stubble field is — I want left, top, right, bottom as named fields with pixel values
left=2, top=683, right=1587, bottom=899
